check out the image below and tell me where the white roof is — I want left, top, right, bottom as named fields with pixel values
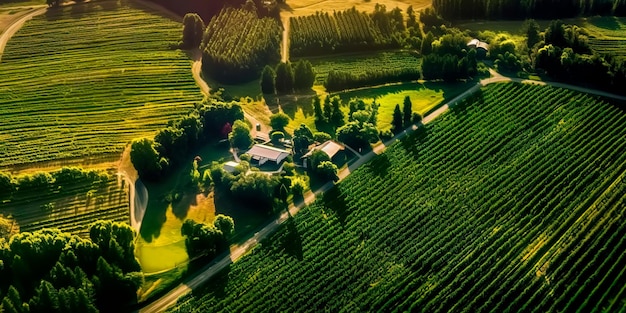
left=467, top=39, right=479, bottom=46
left=247, top=144, right=290, bottom=161
left=303, top=140, right=345, bottom=159
left=223, top=161, right=239, bottom=173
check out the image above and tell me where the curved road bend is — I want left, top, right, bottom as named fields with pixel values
left=0, top=7, right=46, bottom=61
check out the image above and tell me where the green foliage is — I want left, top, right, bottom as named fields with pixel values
left=316, top=161, right=339, bottom=182
left=293, top=124, right=314, bottom=155
left=392, top=104, right=404, bottom=133
left=269, top=112, right=290, bottom=131
left=330, top=96, right=345, bottom=127
left=0, top=224, right=142, bottom=313
left=402, top=96, right=413, bottom=126
left=213, top=215, right=235, bottom=238
left=130, top=138, right=162, bottom=181
left=229, top=172, right=279, bottom=210
left=181, top=219, right=228, bottom=259
left=523, top=19, right=541, bottom=49
left=229, top=120, right=253, bottom=150
left=293, top=60, right=316, bottom=91
left=336, top=121, right=379, bottom=151
left=289, top=176, right=309, bottom=196
left=260, top=65, right=276, bottom=94
left=201, top=7, right=281, bottom=83
left=289, top=8, right=389, bottom=56
left=169, top=83, right=626, bottom=312
left=313, top=132, right=332, bottom=143
left=433, top=0, right=626, bottom=20
left=275, top=62, right=295, bottom=94
left=313, top=96, right=325, bottom=123
left=271, top=131, right=285, bottom=144
left=324, top=67, right=421, bottom=92
left=182, top=13, right=205, bottom=49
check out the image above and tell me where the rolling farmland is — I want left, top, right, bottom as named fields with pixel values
left=170, top=82, right=626, bottom=312
left=0, top=1, right=202, bottom=168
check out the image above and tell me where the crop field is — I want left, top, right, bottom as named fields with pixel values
left=588, top=38, right=626, bottom=56
left=170, top=82, right=626, bottom=312
left=0, top=170, right=129, bottom=236
left=304, top=51, right=422, bottom=86
left=0, top=1, right=202, bottom=169
left=282, top=0, right=430, bottom=18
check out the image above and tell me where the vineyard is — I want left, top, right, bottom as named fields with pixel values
left=201, top=7, right=281, bottom=83
left=0, top=170, right=129, bottom=237
left=307, top=51, right=421, bottom=86
left=588, top=38, right=626, bottom=57
left=170, top=82, right=626, bottom=312
left=0, top=2, right=202, bottom=168
left=289, top=8, right=387, bottom=57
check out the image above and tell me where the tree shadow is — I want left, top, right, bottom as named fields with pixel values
left=280, top=217, right=303, bottom=260
left=589, top=16, right=621, bottom=30
left=400, top=125, right=429, bottom=160
left=366, top=153, right=390, bottom=177
left=322, top=186, right=349, bottom=226
left=138, top=183, right=169, bottom=242
left=171, top=191, right=198, bottom=220
left=190, top=264, right=231, bottom=299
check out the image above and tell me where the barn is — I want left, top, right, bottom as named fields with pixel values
left=246, top=144, right=291, bottom=166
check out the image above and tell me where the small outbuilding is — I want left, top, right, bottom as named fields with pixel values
left=301, top=140, right=345, bottom=168
left=246, top=144, right=291, bottom=166
left=223, top=161, right=240, bottom=173
left=467, top=38, right=489, bottom=58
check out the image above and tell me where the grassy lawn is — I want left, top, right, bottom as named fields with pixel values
left=0, top=1, right=202, bottom=169
left=303, top=50, right=422, bottom=86
left=284, top=81, right=473, bottom=134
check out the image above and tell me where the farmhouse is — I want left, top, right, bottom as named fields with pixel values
left=301, top=140, right=345, bottom=167
left=246, top=144, right=291, bottom=166
left=467, top=39, right=489, bottom=58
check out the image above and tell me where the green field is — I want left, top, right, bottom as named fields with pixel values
left=0, top=1, right=202, bottom=168
left=285, top=81, right=471, bottom=133
left=304, top=51, right=422, bottom=86
left=170, top=82, right=626, bottom=312
left=0, top=170, right=129, bottom=236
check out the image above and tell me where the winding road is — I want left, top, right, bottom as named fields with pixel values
left=0, top=6, right=46, bottom=62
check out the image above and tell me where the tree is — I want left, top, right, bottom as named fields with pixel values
left=293, top=60, right=315, bottom=91
left=323, top=96, right=333, bottom=122
left=313, top=96, right=325, bottom=123
left=392, top=104, right=404, bottom=133
left=214, top=215, right=235, bottom=237
left=330, top=96, right=345, bottom=127
left=260, top=65, right=276, bottom=94
left=275, top=62, right=294, bottom=94
left=229, top=120, right=253, bottom=150
left=309, top=149, right=330, bottom=169
left=182, top=13, right=205, bottom=49
left=317, top=161, right=339, bottom=182
left=523, top=19, right=541, bottom=49
left=336, top=121, right=379, bottom=151
left=242, top=0, right=257, bottom=13
left=403, top=96, right=413, bottom=126
left=313, top=132, right=331, bottom=143
left=130, top=138, right=162, bottom=181
left=421, top=31, right=435, bottom=55
left=293, top=124, right=314, bottom=155
left=269, top=112, right=290, bottom=131
left=0, top=172, right=15, bottom=200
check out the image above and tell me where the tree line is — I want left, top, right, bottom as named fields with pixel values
left=147, top=0, right=280, bottom=23
left=0, top=221, right=142, bottom=313
left=433, top=0, right=626, bottom=20
left=260, top=60, right=316, bottom=94
left=0, top=168, right=109, bottom=202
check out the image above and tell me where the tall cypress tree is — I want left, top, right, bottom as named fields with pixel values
left=392, top=104, right=403, bottom=133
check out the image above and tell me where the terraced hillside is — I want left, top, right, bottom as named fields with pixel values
left=0, top=1, right=202, bottom=168
left=171, top=82, right=626, bottom=312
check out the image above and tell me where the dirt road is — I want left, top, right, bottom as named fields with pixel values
left=0, top=6, right=45, bottom=61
